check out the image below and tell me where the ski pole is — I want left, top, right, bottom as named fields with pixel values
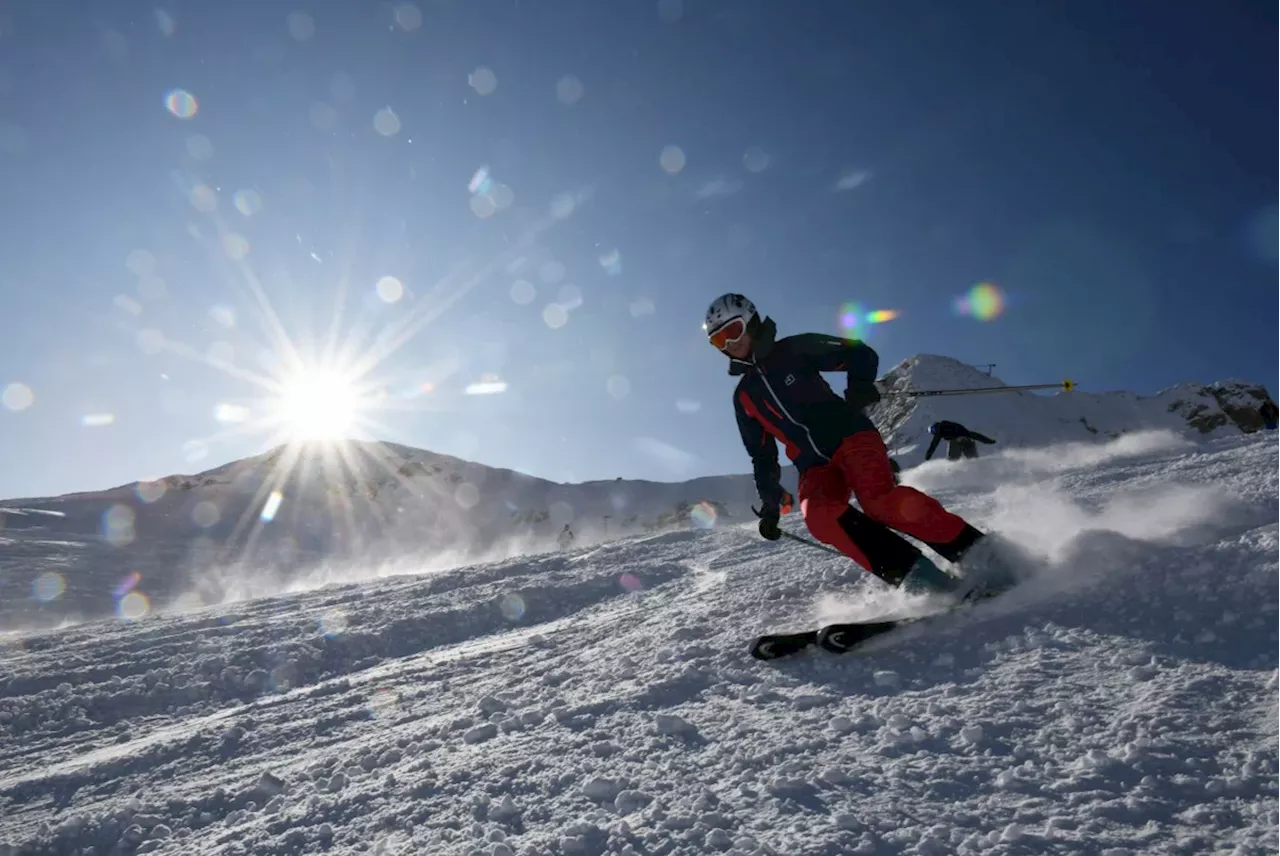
left=780, top=529, right=847, bottom=557
left=889, top=379, right=1075, bottom=398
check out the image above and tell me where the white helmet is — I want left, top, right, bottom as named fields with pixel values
left=703, top=293, right=759, bottom=349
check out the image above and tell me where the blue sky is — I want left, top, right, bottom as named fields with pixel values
left=0, top=0, right=1274, bottom=498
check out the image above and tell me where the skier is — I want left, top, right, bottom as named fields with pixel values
left=557, top=524, right=575, bottom=550
left=1260, top=400, right=1278, bottom=431
left=924, top=420, right=997, bottom=461
left=703, top=293, right=1014, bottom=597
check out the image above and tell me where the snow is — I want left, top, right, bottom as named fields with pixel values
left=1, top=427, right=1276, bottom=856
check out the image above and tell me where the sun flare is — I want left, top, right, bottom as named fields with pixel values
left=275, top=369, right=362, bottom=442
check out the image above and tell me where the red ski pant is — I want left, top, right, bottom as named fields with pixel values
left=799, top=431, right=968, bottom=570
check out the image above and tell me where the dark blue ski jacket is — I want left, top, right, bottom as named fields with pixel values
left=728, top=317, right=879, bottom=509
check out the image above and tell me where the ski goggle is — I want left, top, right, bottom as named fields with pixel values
left=706, top=316, right=748, bottom=350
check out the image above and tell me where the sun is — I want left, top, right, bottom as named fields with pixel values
left=274, top=368, right=363, bottom=442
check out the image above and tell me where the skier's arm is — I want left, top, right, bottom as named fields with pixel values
left=788, top=334, right=880, bottom=383
left=967, top=430, right=997, bottom=444
left=734, top=391, right=784, bottom=510
left=924, top=434, right=941, bottom=461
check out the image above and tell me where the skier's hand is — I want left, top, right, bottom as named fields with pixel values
left=754, top=491, right=792, bottom=541
left=758, top=512, right=782, bottom=541
left=845, top=380, right=882, bottom=410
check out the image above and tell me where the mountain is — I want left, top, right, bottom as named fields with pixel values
left=0, top=430, right=1275, bottom=856
left=0, top=442, right=786, bottom=628
left=872, top=355, right=1273, bottom=466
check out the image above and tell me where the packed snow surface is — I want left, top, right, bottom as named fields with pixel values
left=0, top=431, right=1276, bottom=855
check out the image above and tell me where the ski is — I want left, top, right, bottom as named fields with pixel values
left=749, top=577, right=1022, bottom=660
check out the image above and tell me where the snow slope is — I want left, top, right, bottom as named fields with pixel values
left=1, top=431, right=1276, bottom=856
left=874, top=355, right=1273, bottom=468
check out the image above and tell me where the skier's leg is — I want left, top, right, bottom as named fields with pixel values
left=799, top=462, right=959, bottom=592
left=947, top=440, right=962, bottom=461
left=962, top=439, right=978, bottom=459
left=836, top=430, right=983, bottom=562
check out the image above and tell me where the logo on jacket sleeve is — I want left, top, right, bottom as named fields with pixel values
left=785, top=374, right=796, bottom=386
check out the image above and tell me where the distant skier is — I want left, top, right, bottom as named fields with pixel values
left=703, top=293, right=1015, bottom=598
left=924, top=420, right=997, bottom=462
left=557, top=524, right=575, bottom=550
left=889, top=458, right=902, bottom=485
left=1260, top=400, right=1278, bottom=431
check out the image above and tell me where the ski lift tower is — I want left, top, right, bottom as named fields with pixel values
left=975, top=363, right=996, bottom=377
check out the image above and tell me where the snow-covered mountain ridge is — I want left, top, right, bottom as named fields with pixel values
left=873, top=355, right=1273, bottom=466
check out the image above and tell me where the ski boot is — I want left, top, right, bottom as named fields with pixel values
left=953, top=534, right=1027, bottom=601
left=898, top=554, right=966, bottom=599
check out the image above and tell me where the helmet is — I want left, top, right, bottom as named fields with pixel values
left=703, top=293, right=759, bottom=351
left=928, top=423, right=937, bottom=435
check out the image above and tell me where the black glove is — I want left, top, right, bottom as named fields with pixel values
left=753, top=490, right=792, bottom=541
left=845, top=380, right=882, bottom=410
left=757, top=509, right=781, bottom=541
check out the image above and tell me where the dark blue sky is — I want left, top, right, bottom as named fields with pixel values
left=0, top=0, right=1274, bottom=496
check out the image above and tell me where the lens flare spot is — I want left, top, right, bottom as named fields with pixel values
left=164, top=88, right=198, bottom=119
left=215, top=403, right=249, bottom=423
left=210, top=305, right=236, bottom=328
left=221, top=233, right=250, bottom=260
left=81, top=413, right=115, bottom=427
left=368, top=687, right=401, bottom=718
left=618, top=573, right=643, bottom=593
left=498, top=592, right=526, bottom=621
left=510, top=279, right=535, bottom=305
left=837, top=302, right=865, bottom=338
left=555, top=75, right=584, bottom=105
left=469, top=193, right=497, bottom=219
left=32, top=571, right=65, bottom=602
left=606, top=375, right=630, bottom=400
left=659, top=145, right=686, bottom=174
left=629, top=297, right=655, bottom=318
left=469, top=66, right=498, bottom=96
left=233, top=189, right=262, bottom=216
left=117, top=591, right=150, bottom=621
left=2, top=382, right=34, bottom=411
left=955, top=282, right=1006, bottom=321
left=261, top=490, right=284, bottom=522
left=394, top=3, right=423, bottom=31
left=102, top=504, right=136, bottom=547
left=376, top=275, right=404, bottom=303
left=135, top=480, right=167, bottom=504
left=319, top=609, right=348, bottom=637
left=186, top=133, right=213, bottom=160
left=192, top=500, right=220, bottom=528
left=543, top=304, right=569, bottom=329
left=464, top=377, right=508, bottom=396
left=182, top=439, right=209, bottom=462
left=598, top=249, right=622, bottom=275
left=689, top=501, right=718, bottom=529
left=374, top=106, right=401, bottom=136
left=113, top=571, right=142, bottom=598
left=866, top=309, right=900, bottom=324
left=189, top=184, right=217, bottom=212
left=455, top=482, right=480, bottom=509
left=286, top=11, right=315, bottom=41
left=743, top=146, right=770, bottom=173
left=468, top=166, right=491, bottom=195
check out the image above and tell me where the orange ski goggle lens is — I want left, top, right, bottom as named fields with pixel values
left=707, top=317, right=747, bottom=350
